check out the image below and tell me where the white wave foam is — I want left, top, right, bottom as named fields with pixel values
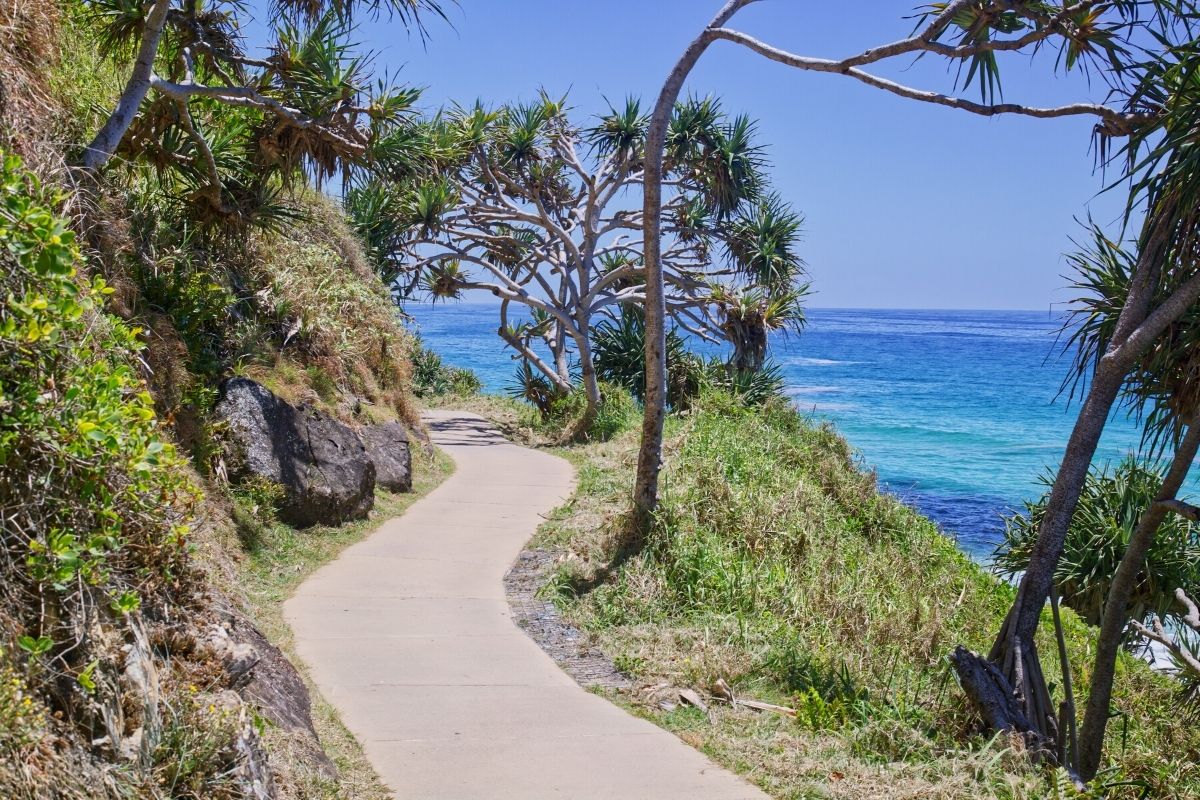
left=787, top=356, right=854, bottom=366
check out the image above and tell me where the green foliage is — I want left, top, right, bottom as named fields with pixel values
left=73, top=0, right=446, bottom=230
left=352, top=91, right=807, bottom=409
left=1062, top=222, right=1200, bottom=450
left=590, top=307, right=786, bottom=410
left=591, top=308, right=699, bottom=408
left=153, top=689, right=247, bottom=800
left=0, top=648, right=44, bottom=750
left=509, top=376, right=639, bottom=443
left=702, top=360, right=786, bottom=406
left=132, top=233, right=236, bottom=375
left=508, top=360, right=561, bottom=416
left=411, top=338, right=481, bottom=397
left=995, top=457, right=1200, bottom=626
left=0, top=154, right=197, bottom=677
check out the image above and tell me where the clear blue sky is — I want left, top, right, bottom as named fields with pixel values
left=253, top=1, right=1133, bottom=310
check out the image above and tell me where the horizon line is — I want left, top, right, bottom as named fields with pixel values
left=411, top=300, right=1063, bottom=314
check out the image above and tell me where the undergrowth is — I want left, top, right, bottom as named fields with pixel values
left=0, top=150, right=262, bottom=800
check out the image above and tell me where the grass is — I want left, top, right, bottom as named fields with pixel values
left=225, top=445, right=454, bottom=800
left=488, top=390, right=1200, bottom=800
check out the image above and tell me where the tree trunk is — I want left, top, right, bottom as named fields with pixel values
left=553, top=323, right=571, bottom=392
left=634, top=0, right=752, bottom=523
left=726, top=318, right=767, bottom=372
left=80, top=0, right=171, bottom=172
left=985, top=210, right=1176, bottom=741
left=572, top=330, right=602, bottom=438
left=1076, top=418, right=1200, bottom=780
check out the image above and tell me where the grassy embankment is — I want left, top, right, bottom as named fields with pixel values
left=456, top=390, right=1198, bottom=799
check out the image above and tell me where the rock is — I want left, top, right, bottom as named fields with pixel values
left=216, top=378, right=375, bottom=527
left=360, top=421, right=413, bottom=493
left=220, top=617, right=339, bottom=782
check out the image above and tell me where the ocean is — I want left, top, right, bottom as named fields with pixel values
left=408, top=303, right=1156, bottom=559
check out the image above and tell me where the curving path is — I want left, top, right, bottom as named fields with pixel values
left=285, top=410, right=768, bottom=800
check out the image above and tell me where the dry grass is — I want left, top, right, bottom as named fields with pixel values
left=243, top=191, right=420, bottom=428
left=0, top=0, right=60, bottom=160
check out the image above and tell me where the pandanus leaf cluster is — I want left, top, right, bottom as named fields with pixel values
left=81, top=0, right=445, bottom=230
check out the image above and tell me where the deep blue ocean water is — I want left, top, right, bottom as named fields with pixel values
left=409, top=304, right=1157, bottom=559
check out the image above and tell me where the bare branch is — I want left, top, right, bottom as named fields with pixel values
left=1130, top=617, right=1200, bottom=673
left=707, top=27, right=1149, bottom=137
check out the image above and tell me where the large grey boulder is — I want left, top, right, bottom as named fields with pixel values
left=360, top=421, right=413, bottom=493
left=216, top=378, right=375, bottom=527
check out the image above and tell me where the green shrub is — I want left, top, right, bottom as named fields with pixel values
left=412, top=337, right=482, bottom=397
left=592, top=308, right=700, bottom=407
left=514, top=381, right=639, bottom=442
left=700, top=358, right=785, bottom=406
left=591, top=308, right=785, bottom=409
left=0, top=149, right=197, bottom=718
left=153, top=689, right=248, bottom=800
left=995, top=456, right=1200, bottom=626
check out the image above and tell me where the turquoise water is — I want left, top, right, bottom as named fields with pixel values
left=409, top=304, right=1154, bottom=558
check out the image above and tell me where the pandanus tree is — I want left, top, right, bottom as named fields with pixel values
left=357, top=94, right=807, bottom=431
left=1045, top=222, right=1200, bottom=779
left=636, top=0, right=1200, bottom=765
left=77, top=0, right=445, bottom=223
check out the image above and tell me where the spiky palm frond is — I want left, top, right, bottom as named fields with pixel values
left=345, top=180, right=409, bottom=282
left=1062, top=222, right=1200, bottom=452
left=586, top=97, right=649, bottom=162
left=592, top=307, right=693, bottom=406
left=507, top=360, right=558, bottom=415
left=665, top=96, right=722, bottom=165
left=698, top=114, right=766, bottom=217
left=401, top=177, right=457, bottom=233
left=710, top=283, right=809, bottom=373
left=272, top=0, right=450, bottom=35
left=914, top=1, right=1142, bottom=103
left=703, top=358, right=785, bottom=406
left=495, top=100, right=553, bottom=169
left=85, top=0, right=152, bottom=59
left=995, top=457, right=1200, bottom=627
left=482, top=225, right=541, bottom=272
left=722, top=193, right=805, bottom=286
left=421, top=260, right=467, bottom=300
left=665, top=97, right=766, bottom=217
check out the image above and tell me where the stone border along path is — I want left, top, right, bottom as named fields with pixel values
left=285, top=410, right=769, bottom=800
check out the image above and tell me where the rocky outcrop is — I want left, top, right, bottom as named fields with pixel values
left=207, top=617, right=339, bottom=783
left=215, top=378, right=375, bottom=527
left=360, top=421, right=413, bottom=493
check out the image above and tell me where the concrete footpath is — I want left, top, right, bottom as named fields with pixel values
left=285, top=410, right=768, bottom=800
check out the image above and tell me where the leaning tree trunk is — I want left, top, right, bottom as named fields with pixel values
left=961, top=210, right=1176, bottom=749
left=80, top=0, right=171, bottom=171
left=634, top=0, right=752, bottom=523
left=1076, top=418, right=1200, bottom=780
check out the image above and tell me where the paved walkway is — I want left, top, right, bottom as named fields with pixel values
left=285, top=410, right=768, bottom=800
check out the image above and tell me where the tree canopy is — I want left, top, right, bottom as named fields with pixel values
left=350, top=93, right=808, bottom=426
left=80, top=0, right=446, bottom=227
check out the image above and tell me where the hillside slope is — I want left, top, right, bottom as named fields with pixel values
left=0, top=3, right=434, bottom=798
